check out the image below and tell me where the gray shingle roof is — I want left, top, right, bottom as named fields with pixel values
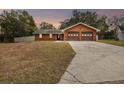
left=33, top=29, right=63, bottom=34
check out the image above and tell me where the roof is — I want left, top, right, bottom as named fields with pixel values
left=33, top=29, right=63, bottom=34
left=61, top=22, right=100, bottom=32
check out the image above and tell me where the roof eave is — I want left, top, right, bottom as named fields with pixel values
left=62, top=22, right=100, bottom=32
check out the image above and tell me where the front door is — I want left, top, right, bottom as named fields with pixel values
left=57, top=34, right=60, bottom=40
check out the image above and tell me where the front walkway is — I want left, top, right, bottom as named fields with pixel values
left=59, top=41, right=124, bottom=84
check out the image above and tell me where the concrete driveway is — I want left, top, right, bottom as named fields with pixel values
left=59, top=41, right=124, bottom=84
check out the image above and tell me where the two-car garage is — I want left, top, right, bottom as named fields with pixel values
left=63, top=22, right=99, bottom=41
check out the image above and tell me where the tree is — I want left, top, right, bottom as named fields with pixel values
left=18, top=10, right=37, bottom=36
left=108, top=16, right=120, bottom=40
left=96, top=16, right=109, bottom=39
left=60, top=10, right=108, bottom=32
left=0, top=10, right=37, bottom=42
left=40, top=22, right=55, bottom=29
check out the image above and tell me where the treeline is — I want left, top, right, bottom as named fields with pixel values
left=0, top=10, right=37, bottom=42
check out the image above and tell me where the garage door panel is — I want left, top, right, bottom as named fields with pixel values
left=81, top=32, right=93, bottom=41
left=67, top=32, right=79, bottom=41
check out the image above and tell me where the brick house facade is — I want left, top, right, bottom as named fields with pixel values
left=33, top=22, right=100, bottom=41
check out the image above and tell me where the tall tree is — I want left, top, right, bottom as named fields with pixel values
left=108, top=16, right=121, bottom=40
left=40, top=22, right=55, bottom=29
left=18, top=10, right=37, bottom=36
left=0, top=10, right=37, bottom=42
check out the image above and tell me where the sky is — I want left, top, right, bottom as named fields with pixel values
left=0, top=9, right=124, bottom=28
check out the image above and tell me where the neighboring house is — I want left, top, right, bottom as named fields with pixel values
left=118, top=26, right=124, bottom=40
left=33, top=22, right=100, bottom=41
left=108, top=17, right=124, bottom=40
left=108, top=24, right=124, bottom=40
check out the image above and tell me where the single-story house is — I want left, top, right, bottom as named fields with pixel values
left=33, top=29, right=63, bottom=41
left=33, top=22, right=100, bottom=41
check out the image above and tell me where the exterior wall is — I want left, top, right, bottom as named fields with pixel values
left=35, top=34, right=63, bottom=41
left=96, top=35, right=98, bottom=40
left=64, top=24, right=96, bottom=41
left=14, top=36, right=35, bottom=42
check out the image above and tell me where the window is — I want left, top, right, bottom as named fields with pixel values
left=82, top=34, right=84, bottom=36
left=90, top=34, right=92, bottom=36
left=39, top=34, right=42, bottom=38
left=49, top=34, right=52, bottom=38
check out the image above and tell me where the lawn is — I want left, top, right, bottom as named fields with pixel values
left=0, top=41, right=75, bottom=84
left=97, top=40, right=124, bottom=47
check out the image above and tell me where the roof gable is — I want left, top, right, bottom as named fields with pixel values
left=62, top=22, right=100, bottom=32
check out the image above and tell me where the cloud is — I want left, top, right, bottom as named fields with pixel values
left=94, top=9, right=124, bottom=18
left=34, top=16, right=63, bottom=28
left=26, top=9, right=73, bottom=28
left=1, top=9, right=124, bottom=28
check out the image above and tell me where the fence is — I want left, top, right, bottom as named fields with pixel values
left=14, top=36, right=35, bottom=42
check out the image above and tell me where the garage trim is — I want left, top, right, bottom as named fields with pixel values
left=62, top=22, right=100, bottom=32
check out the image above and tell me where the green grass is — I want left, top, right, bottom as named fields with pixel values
left=97, top=40, right=124, bottom=47
left=0, top=41, right=75, bottom=84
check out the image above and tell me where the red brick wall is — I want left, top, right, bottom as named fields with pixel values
left=34, top=24, right=97, bottom=41
left=35, top=34, right=64, bottom=41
